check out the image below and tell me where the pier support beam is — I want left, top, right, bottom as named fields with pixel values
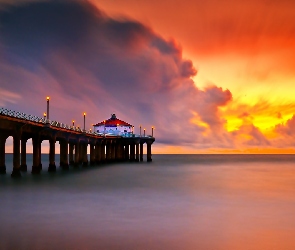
left=101, top=143, right=106, bottom=162
left=124, top=144, right=129, bottom=161
left=106, top=142, right=111, bottom=162
left=32, top=136, right=41, bottom=174
left=59, top=140, right=69, bottom=170
left=0, top=134, right=9, bottom=174
left=140, top=143, right=143, bottom=162
left=95, top=143, right=101, bottom=164
left=20, top=138, right=28, bottom=171
left=130, top=143, right=135, bottom=162
left=69, top=143, right=74, bottom=165
left=111, top=142, right=116, bottom=161
left=115, top=142, right=120, bottom=161
left=118, top=143, right=124, bottom=161
left=78, top=142, right=83, bottom=164
left=48, top=137, right=56, bottom=172
left=135, top=143, right=139, bottom=162
left=82, top=143, right=88, bottom=166
left=39, top=141, right=42, bottom=170
left=147, top=142, right=152, bottom=162
left=74, top=141, right=80, bottom=167
left=90, top=144, right=95, bottom=165
left=11, top=131, right=22, bottom=178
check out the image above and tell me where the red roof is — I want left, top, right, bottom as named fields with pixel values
left=94, top=114, right=132, bottom=127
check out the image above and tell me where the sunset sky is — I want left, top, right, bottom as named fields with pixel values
left=1, top=0, right=295, bottom=153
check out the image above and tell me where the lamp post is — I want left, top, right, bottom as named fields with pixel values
left=144, top=128, right=146, bottom=137
left=152, top=126, right=154, bottom=137
left=72, top=120, right=75, bottom=126
left=140, top=125, right=142, bottom=137
left=83, top=112, right=86, bottom=131
left=43, top=112, right=46, bottom=119
left=46, top=96, right=50, bottom=120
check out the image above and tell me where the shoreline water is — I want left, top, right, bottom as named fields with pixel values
left=1, top=154, right=295, bottom=250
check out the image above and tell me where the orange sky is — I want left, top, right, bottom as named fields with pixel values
left=89, top=0, right=295, bottom=153
left=1, top=0, right=295, bottom=153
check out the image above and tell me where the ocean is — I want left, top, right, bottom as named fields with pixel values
left=1, top=154, right=295, bottom=250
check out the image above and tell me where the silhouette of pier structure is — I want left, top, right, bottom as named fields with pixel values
left=0, top=107, right=155, bottom=178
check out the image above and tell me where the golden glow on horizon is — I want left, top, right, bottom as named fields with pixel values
left=221, top=99, right=295, bottom=138
left=152, top=144, right=295, bottom=154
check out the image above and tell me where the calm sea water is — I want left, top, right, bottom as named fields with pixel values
left=1, top=154, right=295, bottom=250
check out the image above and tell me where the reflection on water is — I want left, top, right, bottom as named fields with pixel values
left=1, top=154, right=295, bottom=250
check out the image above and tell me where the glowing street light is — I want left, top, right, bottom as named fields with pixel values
left=152, top=126, right=154, bottom=137
left=140, top=125, right=142, bottom=137
left=83, top=112, right=86, bottom=131
left=43, top=112, right=47, bottom=119
left=144, top=128, right=146, bottom=137
left=46, top=96, right=50, bottom=121
left=72, top=120, right=75, bottom=126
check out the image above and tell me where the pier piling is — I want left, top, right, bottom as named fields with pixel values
left=0, top=107, right=155, bottom=177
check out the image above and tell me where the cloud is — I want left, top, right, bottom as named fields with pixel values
left=0, top=87, right=20, bottom=106
left=0, top=0, right=202, bottom=146
left=275, top=115, right=295, bottom=137
left=234, top=124, right=270, bottom=147
left=1, top=0, right=292, bottom=152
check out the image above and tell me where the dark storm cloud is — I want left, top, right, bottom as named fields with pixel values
left=0, top=0, right=235, bottom=149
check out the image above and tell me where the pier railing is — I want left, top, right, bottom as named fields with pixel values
left=0, top=107, right=93, bottom=134
left=0, top=107, right=153, bottom=138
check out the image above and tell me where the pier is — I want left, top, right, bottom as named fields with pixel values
left=0, top=107, right=155, bottom=178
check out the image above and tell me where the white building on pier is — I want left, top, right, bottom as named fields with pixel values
left=93, top=114, right=133, bottom=135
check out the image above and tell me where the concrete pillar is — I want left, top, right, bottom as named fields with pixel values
left=130, top=143, right=135, bottom=162
left=101, top=143, right=106, bottom=162
left=0, top=134, right=8, bottom=174
left=117, top=143, right=122, bottom=161
left=79, top=142, right=83, bottom=164
left=90, top=144, right=95, bottom=165
left=121, top=144, right=125, bottom=161
left=69, top=143, right=74, bottom=165
left=124, top=143, right=129, bottom=161
left=147, top=142, right=152, bottom=162
left=11, top=132, right=22, bottom=178
left=59, top=140, right=69, bottom=169
left=140, top=143, right=143, bottom=162
left=39, top=141, right=42, bottom=170
left=48, top=137, right=56, bottom=172
left=135, top=143, right=139, bottom=162
left=59, top=140, right=64, bottom=167
left=20, top=138, right=27, bottom=171
left=63, top=140, right=69, bottom=169
left=74, top=141, right=80, bottom=167
left=115, top=142, right=120, bottom=161
left=32, top=136, right=41, bottom=174
left=106, top=142, right=111, bottom=162
left=95, top=143, right=101, bottom=163
left=111, top=142, right=116, bottom=161
left=82, top=143, right=88, bottom=166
